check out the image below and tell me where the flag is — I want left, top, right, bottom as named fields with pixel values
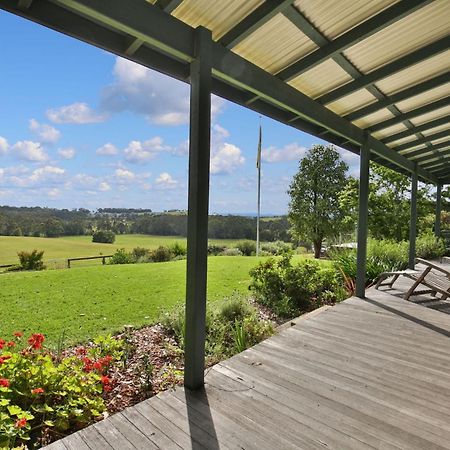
left=256, top=125, right=262, bottom=169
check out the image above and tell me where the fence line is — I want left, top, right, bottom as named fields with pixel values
left=67, top=255, right=113, bottom=268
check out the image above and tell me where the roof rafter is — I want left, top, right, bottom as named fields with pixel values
left=422, top=154, right=450, bottom=169
left=368, top=96, right=450, bottom=133
left=381, top=115, right=450, bottom=144
left=404, top=141, right=450, bottom=159
left=154, top=0, right=183, bottom=13
left=394, top=130, right=450, bottom=152
left=277, top=0, right=431, bottom=81
left=219, top=0, right=293, bottom=48
left=317, top=36, right=450, bottom=104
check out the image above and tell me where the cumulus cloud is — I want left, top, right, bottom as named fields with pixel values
left=101, top=57, right=224, bottom=125
left=47, top=102, right=107, bottom=124
left=96, top=143, right=119, bottom=156
left=58, top=147, right=76, bottom=160
left=98, top=182, right=111, bottom=192
left=124, top=137, right=170, bottom=163
left=29, top=119, right=61, bottom=144
left=0, top=136, right=9, bottom=155
left=155, top=172, right=178, bottom=190
left=114, top=168, right=135, bottom=183
left=12, top=140, right=48, bottom=162
left=210, top=143, right=245, bottom=175
left=29, top=165, right=65, bottom=183
left=262, top=143, right=306, bottom=163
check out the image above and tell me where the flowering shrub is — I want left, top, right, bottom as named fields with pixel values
left=0, top=332, right=121, bottom=449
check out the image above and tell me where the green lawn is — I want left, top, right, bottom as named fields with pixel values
left=1, top=256, right=310, bottom=347
left=0, top=234, right=243, bottom=267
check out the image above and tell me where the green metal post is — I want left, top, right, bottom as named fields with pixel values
left=408, top=168, right=418, bottom=269
left=356, top=138, right=370, bottom=298
left=435, top=184, right=442, bottom=237
left=184, top=27, right=212, bottom=391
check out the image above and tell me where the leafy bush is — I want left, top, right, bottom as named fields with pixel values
left=208, top=244, right=227, bottom=256
left=222, top=248, right=243, bottom=256
left=109, top=248, right=134, bottom=265
left=416, top=231, right=446, bottom=260
left=169, top=242, right=186, bottom=257
left=161, top=296, right=273, bottom=363
left=0, top=332, right=119, bottom=448
left=131, top=247, right=151, bottom=261
left=92, top=230, right=115, bottom=244
left=249, top=254, right=346, bottom=318
left=237, top=240, right=256, bottom=256
left=17, top=250, right=45, bottom=271
left=261, top=241, right=292, bottom=255
left=150, top=246, right=173, bottom=262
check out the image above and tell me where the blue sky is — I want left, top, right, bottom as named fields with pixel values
left=0, top=11, right=359, bottom=215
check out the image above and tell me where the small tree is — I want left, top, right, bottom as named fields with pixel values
left=92, top=230, right=115, bottom=244
left=17, top=250, right=45, bottom=270
left=288, top=145, right=349, bottom=258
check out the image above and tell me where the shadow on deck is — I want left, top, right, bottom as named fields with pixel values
left=46, top=284, right=450, bottom=450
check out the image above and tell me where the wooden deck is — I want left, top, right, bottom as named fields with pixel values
left=46, top=282, right=450, bottom=450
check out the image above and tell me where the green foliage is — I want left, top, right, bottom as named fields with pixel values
left=168, top=242, right=186, bottom=257
left=162, top=295, right=273, bottom=362
left=0, top=332, right=117, bottom=448
left=222, top=248, right=243, bottom=256
left=131, top=247, right=151, bottom=261
left=92, top=230, right=115, bottom=244
left=288, top=144, right=349, bottom=258
left=261, top=241, right=292, bottom=255
left=17, top=250, right=45, bottom=271
left=109, top=248, right=133, bottom=265
left=416, top=231, right=446, bottom=260
left=236, top=240, right=256, bottom=256
left=208, top=244, right=227, bottom=256
left=249, top=254, right=346, bottom=318
left=150, top=246, right=173, bottom=262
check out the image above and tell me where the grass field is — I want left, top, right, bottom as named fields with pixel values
left=0, top=255, right=313, bottom=347
left=0, top=234, right=243, bottom=266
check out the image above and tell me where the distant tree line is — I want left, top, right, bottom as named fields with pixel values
left=0, top=206, right=290, bottom=241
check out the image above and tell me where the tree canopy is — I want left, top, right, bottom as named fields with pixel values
left=288, top=144, right=349, bottom=258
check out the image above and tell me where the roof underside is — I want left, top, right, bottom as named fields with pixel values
left=2, top=0, right=449, bottom=184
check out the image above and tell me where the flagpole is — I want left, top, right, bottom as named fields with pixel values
left=256, top=119, right=262, bottom=257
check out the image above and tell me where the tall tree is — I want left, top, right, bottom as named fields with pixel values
left=288, top=145, right=349, bottom=258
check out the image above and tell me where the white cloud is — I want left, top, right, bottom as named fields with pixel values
left=124, top=137, right=169, bottom=163
left=47, top=102, right=107, bottom=124
left=96, top=143, right=119, bottom=156
left=211, top=143, right=245, bottom=175
left=47, top=188, right=61, bottom=198
left=114, top=168, right=135, bottom=183
left=29, top=165, right=65, bottom=183
left=71, top=173, right=96, bottom=187
left=29, top=119, right=61, bottom=144
left=155, top=172, right=178, bottom=190
left=101, top=57, right=224, bottom=126
left=12, top=140, right=48, bottom=162
left=58, top=147, right=76, bottom=160
left=262, top=143, right=306, bottom=163
left=98, top=182, right=111, bottom=192
left=0, top=136, right=8, bottom=155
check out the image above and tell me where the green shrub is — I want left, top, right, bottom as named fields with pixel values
left=237, top=240, right=256, bottom=256
left=169, top=242, right=186, bottom=257
left=0, top=332, right=118, bottom=448
left=261, top=241, right=292, bottom=255
left=92, top=230, right=115, bottom=244
left=249, top=254, right=346, bottom=318
left=109, top=248, right=134, bottom=265
left=222, top=248, right=243, bottom=256
left=218, top=295, right=252, bottom=322
left=416, top=231, right=446, bottom=260
left=17, top=250, right=45, bottom=271
left=131, top=247, right=151, bottom=261
left=150, top=246, right=173, bottom=262
left=208, top=244, right=227, bottom=256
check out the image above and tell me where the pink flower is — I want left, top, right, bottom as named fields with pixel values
left=31, top=387, right=44, bottom=394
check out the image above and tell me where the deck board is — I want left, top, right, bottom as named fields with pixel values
left=45, top=283, right=450, bottom=449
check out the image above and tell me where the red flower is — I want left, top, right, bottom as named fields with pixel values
left=13, top=331, right=23, bottom=338
left=101, top=375, right=112, bottom=392
left=28, top=333, right=45, bottom=350
left=6, top=341, right=15, bottom=348
left=0, top=378, right=10, bottom=387
left=0, top=355, right=11, bottom=365
left=15, top=418, right=27, bottom=429
left=99, top=355, right=113, bottom=366
left=93, top=361, right=103, bottom=371
left=0, top=339, right=5, bottom=350
left=31, top=387, right=44, bottom=394
left=82, top=357, right=94, bottom=372
left=75, top=347, right=87, bottom=356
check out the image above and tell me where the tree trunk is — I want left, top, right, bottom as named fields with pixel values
left=313, top=240, right=322, bottom=259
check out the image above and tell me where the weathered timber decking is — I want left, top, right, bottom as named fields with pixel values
left=46, top=281, right=450, bottom=450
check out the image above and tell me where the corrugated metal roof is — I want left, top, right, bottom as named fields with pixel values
left=294, top=0, right=396, bottom=40
left=343, top=0, right=449, bottom=74
left=172, top=0, right=264, bottom=40
left=395, top=83, right=450, bottom=112
left=327, top=89, right=377, bottom=116
left=233, top=13, right=317, bottom=74
left=352, top=108, right=395, bottom=129
left=372, top=123, right=408, bottom=140
left=411, top=105, right=450, bottom=126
